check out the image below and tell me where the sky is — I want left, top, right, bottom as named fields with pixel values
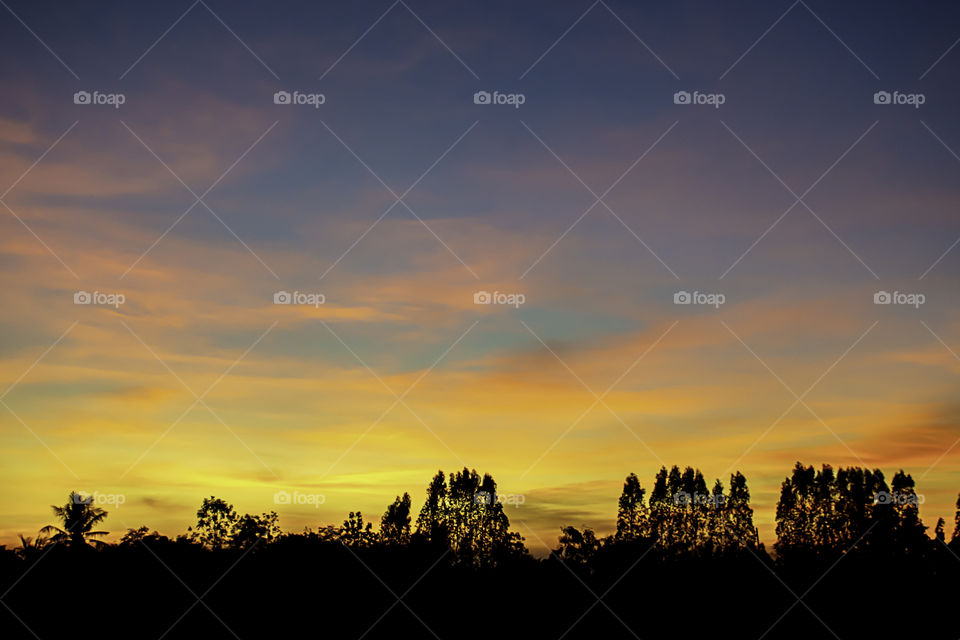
left=1, top=0, right=960, bottom=555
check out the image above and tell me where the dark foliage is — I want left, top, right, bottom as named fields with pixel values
left=2, top=463, right=958, bottom=639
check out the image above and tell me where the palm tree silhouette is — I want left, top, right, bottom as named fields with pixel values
left=40, top=492, right=109, bottom=549
left=15, top=533, right=49, bottom=559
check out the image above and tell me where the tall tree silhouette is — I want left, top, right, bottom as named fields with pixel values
left=415, top=470, right=449, bottom=546
left=706, top=478, right=725, bottom=547
left=889, top=470, right=927, bottom=553
left=448, top=468, right=513, bottom=564
left=776, top=463, right=931, bottom=558
left=381, top=493, right=412, bottom=545
left=950, top=492, right=960, bottom=550
left=615, top=473, right=647, bottom=542
left=648, top=466, right=669, bottom=544
left=613, top=467, right=757, bottom=554
left=722, top=472, right=758, bottom=550
left=415, top=468, right=524, bottom=564
left=835, top=466, right=877, bottom=548
left=775, top=462, right=816, bottom=555
left=40, top=492, right=109, bottom=549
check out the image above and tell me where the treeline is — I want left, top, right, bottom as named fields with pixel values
left=556, top=462, right=960, bottom=563
left=3, top=463, right=960, bottom=639
left=8, top=463, right=960, bottom=562
left=776, top=462, right=933, bottom=557
left=18, top=468, right=528, bottom=565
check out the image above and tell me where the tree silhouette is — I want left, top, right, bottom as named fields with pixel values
left=14, top=533, right=50, bottom=559
left=648, top=466, right=669, bottom=544
left=340, top=511, right=376, bottom=548
left=615, top=473, right=647, bottom=542
left=555, top=526, right=602, bottom=564
left=775, top=462, right=934, bottom=558
left=381, top=493, right=412, bottom=545
left=39, top=491, right=109, bottom=549
left=889, top=470, right=927, bottom=553
left=188, top=497, right=281, bottom=550
left=722, top=472, right=759, bottom=551
left=953, top=492, right=960, bottom=545
left=119, top=526, right=170, bottom=547
left=414, top=468, right=524, bottom=564
left=775, top=463, right=812, bottom=555
left=190, top=496, right=239, bottom=549
left=119, top=526, right=151, bottom=545
left=233, top=511, right=281, bottom=549
left=415, top=470, right=449, bottom=546
left=614, top=467, right=757, bottom=555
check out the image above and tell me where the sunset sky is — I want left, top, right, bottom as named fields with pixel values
left=2, top=0, right=960, bottom=554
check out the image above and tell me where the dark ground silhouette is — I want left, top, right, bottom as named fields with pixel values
left=2, top=463, right=959, bottom=639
